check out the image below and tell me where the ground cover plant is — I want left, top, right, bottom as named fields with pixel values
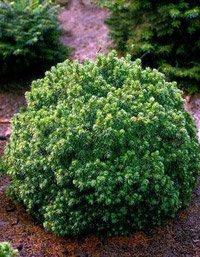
left=3, top=51, right=200, bottom=237
left=98, top=0, right=200, bottom=93
left=0, top=0, right=69, bottom=87
left=0, top=242, right=18, bottom=257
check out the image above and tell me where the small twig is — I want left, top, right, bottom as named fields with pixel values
left=0, top=135, right=7, bottom=141
left=97, top=47, right=102, bottom=54
left=140, top=51, right=150, bottom=60
left=11, top=217, right=19, bottom=226
left=0, top=119, right=11, bottom=124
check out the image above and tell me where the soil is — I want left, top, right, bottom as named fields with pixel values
left=1, top=1, right=200, bottom=256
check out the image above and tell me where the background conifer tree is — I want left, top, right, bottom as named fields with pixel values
left=99, top=0, right=200, bottom=92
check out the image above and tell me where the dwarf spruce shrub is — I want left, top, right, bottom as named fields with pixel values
left=98, top=0, right=200, bottom=92
left=0, top=242, right=18, bottom=257
left=0, top=0, right=69, bottom=86
left=3, top=51, right=200, bottom=236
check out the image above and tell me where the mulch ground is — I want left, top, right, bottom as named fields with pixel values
left=0, top=91, right=26, bottom=156
left=1, top=1, right=200, bottom=256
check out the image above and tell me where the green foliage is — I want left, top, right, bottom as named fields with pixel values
left=98, top=0, right=200, bottom=92
left=3, top=51, right=200, bottom=236
left=0, top=0, right=69, bottom=86
left=0, top=242, right=18, bottom=257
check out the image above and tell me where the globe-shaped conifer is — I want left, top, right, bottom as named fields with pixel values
left=3, top=51, right=200, bottom=236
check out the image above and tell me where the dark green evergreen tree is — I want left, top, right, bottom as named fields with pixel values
left=100, top=0, right=200, bottom=92
left=0, top=0, right=70, bottom=87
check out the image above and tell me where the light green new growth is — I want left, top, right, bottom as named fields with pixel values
left=0, top=242, right=18, bottom=257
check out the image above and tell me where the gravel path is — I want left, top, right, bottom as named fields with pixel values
left=185, top=94, right=200, bottom=141
left=59, top=0, right=113, bottom=61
